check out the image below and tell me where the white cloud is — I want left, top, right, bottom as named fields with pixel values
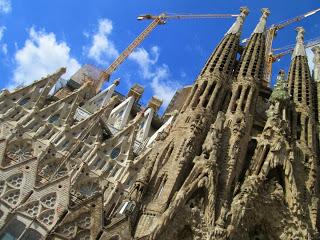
left=129, top=46, right=181, bottom=107
left=10, top=27, right=81, bottom=88
left=1, top=43, right=7, bottom=55
left=86, top=18, right=118, bottom=65
left=180, top=71, right=186, bottom=78
left=0, top=26, right=7, bottom=55
left=129, top=46, right=159, bottom=78
left=0, top=0, right=11, bottom=14
left=0, top=26, right=6, bottom=41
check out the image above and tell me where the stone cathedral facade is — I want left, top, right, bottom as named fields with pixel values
left=1, top=7, right=320, bottom=240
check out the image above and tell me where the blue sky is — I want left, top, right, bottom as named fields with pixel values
left=0, top=0, right=319, bottom=111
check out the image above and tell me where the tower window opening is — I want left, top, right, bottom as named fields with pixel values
left=48, top=114, right=60, bottom=124
left=111, top=147, right=121, bottom=159
left=162, top=143, right=174, bottom=165
left=304, top=117, right=309, bottom=145
left=231, top=85, right=242, bottom=112
left=296, top=113, right=301, bottom=140
left=62, top=140, right=70, bottom=149
left=54, top=135, right=63, bottom=145
left=185, top=116, right=191, bottom=123
left=203, top=82, right=216, bottom=108
left=111, top=166, right=119, bottom=177
left=201, top=55, right=214, bottom=74
left=257, top=144, right=270, bottom=174
left=219, top=92, right=229, bottom=112
left=194, top=81, right=207, bottom=107
left=154, top=174, right=167, bottom=199
left=18, top=97, right=30, bottom=106
left=241, top=87, right=251, bottom=111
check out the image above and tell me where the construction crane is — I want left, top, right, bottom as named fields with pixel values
left=95, top=12, right=239, bottom=92
left=262, top=8, right=320, bottom=86
left=270, top=36, right=320, bottom=63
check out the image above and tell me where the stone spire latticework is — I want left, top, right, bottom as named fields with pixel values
left=199, top=7, right=249, bottom=78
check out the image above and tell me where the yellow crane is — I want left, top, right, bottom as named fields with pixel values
left=96, top=12, right=239, bottom=92
left=262, top=8, right=320, bottom=87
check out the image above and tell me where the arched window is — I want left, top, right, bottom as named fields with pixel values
left=78, top=181, right=99, bottom=198
left=5, top=141, right=34, bottom=166
left=18, top=97, right=31, bottom=106
left=20, top=228, right=42, bottom=240
left=48, top=114, right=60, bottom=124
left=0, top=218, right=42, bottom=240
left=110, top=147, right=121, bottom=160
left=0, top=219, right=26, bottom=239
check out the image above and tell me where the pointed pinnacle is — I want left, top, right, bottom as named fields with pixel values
left=253, top=8, right=270, bottom=34
left=292, top=27, right=307, bottom=59
left=312, top=45, right=320, bottom=64
left=225, top=6, right=249, bottom=35
left=295, top=27, right=305, bottom=43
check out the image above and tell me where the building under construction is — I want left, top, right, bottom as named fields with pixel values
left=0, top=6, right=320, bottom=240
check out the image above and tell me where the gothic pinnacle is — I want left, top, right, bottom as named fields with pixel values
left=312, top=45, right=320, bottom=64
left=292, top=27, right=307, bottom=59
left=225, top=6, right=249, bottom=35
left=312, top=45, right=320, bottom=82
left=253, top=8, right=270, bottom=34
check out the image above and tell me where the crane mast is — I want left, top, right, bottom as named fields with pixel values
left=95, top=12, right=239, bottom=93
left=263, top=8, right=320, bottom=86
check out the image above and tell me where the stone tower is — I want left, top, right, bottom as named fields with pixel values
left=287, top=27, right=319, bottom=231
left=221, top=27, right=319, bottom=239
left=118, top=7, right=250, bottom=240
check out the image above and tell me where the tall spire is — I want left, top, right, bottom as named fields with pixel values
left=226, top=7, right=249, bottom=35
left=182, top=7, right=249, bottom=112
left=288, top=27, right=316, bottom=151
left=253, top=8, right=270, bottom=34
left=288, top=27, right=313, bottom=107
left=292, top=27, right=307, bottom=59
left=235, top=8, right=270, bottom=82
left=199, top=7, right=249, bottom=77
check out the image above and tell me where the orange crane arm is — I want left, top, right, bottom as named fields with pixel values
left=96, top=12, right=238, bottom=93
left=96, top=17, right=164, bottom=92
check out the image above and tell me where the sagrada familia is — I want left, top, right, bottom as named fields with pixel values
left=1, top=6, right=320, bottom=240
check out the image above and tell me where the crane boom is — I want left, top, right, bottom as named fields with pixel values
left=138, top=13, right=239, bottom=20
left=274, top=8, right=320, bottom=31
left=263, top=8, right=320, bottom=86
left=96, top=17, right=164, bottom=92
left=272, top=37, right=320, bottom=62
left=96, top=12, right=239, bottom=93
